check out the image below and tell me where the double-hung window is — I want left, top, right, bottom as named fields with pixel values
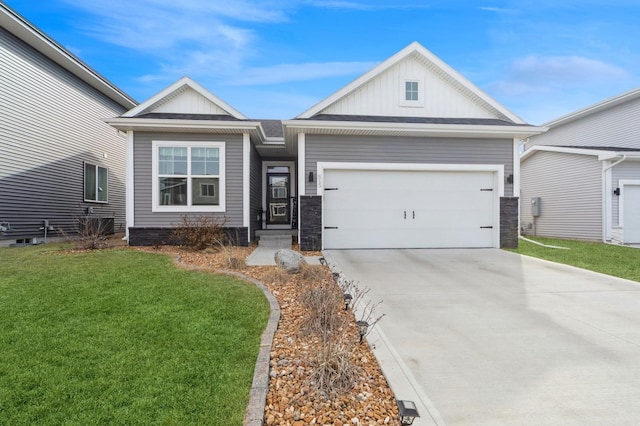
left=152, top=141, right=225, bottom=212
left=84, top=162, right=108, bottom=203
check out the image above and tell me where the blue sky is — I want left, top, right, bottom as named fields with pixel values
left=5, top=0, right=640, bottom=124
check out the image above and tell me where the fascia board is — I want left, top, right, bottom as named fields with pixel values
left=521, top=145, right=612, bottom=161
left=105, top=118, right=266, bottom=139
left=283, top=119, right=546, bottom=138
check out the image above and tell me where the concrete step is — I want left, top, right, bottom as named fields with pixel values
left=258, top=235, right=292, bottom=249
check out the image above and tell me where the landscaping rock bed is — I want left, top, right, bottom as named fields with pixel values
left=145, top=245, right=399, bottom=425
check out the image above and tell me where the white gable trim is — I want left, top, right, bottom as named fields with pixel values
left=122, top=76, right=247, bottom=119
left=297, top=41, right=524, bottom=124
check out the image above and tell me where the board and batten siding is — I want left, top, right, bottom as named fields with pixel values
left=612, top=160, right=640, bottom=226
left=304, top=135, right=514, bottom=196
left=525, top=97, right=640, bottom=150
left=321, top=55, right=496, bottom=119
left=133, top=132, right=244, bottom=228
left=0, top=27, right=127, bottom=241
left=520, top=151, right=602, bottom=240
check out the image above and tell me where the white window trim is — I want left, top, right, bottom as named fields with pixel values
left=152, top=140, right=226, bottom=213
left=84, top=162, right=109, bottom=204
left=399, top=78, right=424, bottom=107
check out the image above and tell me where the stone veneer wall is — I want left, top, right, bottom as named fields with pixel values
left=299, top=196, right=322, bottom=251
left=129, top=227, right=249, bottom=247
left=500, top=197, right=519, bottom=249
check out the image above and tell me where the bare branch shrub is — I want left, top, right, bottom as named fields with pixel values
left=298, top=283, right=345, bottom=337
left=171, top=215, right=227, bottom=251
left=71, top=215, right=110, bottom=250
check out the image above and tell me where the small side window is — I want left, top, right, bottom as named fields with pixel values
left=84, top=163, right=108, bottom=203
left=400, top=78, right=424, bottom=107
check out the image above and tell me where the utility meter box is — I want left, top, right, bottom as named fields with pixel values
left=531, top=197, right=541, bottom=217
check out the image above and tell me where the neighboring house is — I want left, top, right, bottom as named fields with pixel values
left=107, top=42, right=544, bottom=250
left=521, top=88, right=640, bottom=244
left=0, top=4, right=136, bottom=245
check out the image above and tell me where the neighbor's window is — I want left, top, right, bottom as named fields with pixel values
left=405, top=81, right=419, bottom=101
left=152, top=141, right=225, bottom=212
left=84, top=163, right=108, bottom=203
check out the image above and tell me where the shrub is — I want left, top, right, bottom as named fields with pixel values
left=171, top=215, right=227, bottom=251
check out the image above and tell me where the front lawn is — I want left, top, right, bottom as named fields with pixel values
left=510, top=237, right=640, bottom=282
left=0, top=244, right=269, bottom=425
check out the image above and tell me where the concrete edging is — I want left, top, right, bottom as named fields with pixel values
left=218, top=271, right=280, bottom=426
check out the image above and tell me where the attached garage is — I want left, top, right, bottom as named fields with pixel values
left=621, top=181, right=640, bottom=244
left=320, top=163, right=503, bottom=249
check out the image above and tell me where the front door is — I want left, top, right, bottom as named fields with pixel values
left=267, top=173, right=290, bottom=225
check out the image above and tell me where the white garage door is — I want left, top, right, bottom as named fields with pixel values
left=623, top=184, right=640, bottom=244
left=323, top=169, right=498, bottom=249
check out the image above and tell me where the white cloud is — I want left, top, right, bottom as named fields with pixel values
left=511, top=55, right=628, bottom=84
left=225, top=61, right=378, bottom=86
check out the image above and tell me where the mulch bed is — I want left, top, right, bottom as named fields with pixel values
left=137, top=244, right=400, bottom=425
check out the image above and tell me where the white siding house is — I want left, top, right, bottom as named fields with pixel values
left=0, top=4, right=136, bottom=245
left=521, top=88, right=640, bottom=244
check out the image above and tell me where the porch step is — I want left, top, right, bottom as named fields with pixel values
left=258, top=234, right=292, bottom=249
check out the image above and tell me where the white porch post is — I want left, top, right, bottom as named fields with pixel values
left=125, top=130, right=134, bottom=242
left=243, top=133, right=251, bottom=244
left=297, top=133, right=306, bottom=244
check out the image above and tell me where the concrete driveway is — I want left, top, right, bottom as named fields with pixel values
left=323, top=249, right=640, bottom=426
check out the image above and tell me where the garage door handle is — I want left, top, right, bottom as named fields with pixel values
left=404, top=211, right=406, bottom=219
left=480, top=226, right=493, bottom=229
left=413, top=211, right=415, bottom=219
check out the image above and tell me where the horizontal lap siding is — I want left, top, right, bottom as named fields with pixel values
left=0, top=27, right=127, bottom=240
left=612, top=161, right=640, bottom=226
left=526, top=98, right=640, bottom=150
left=133, top=133, right=244, bottom=227
left=521, top=152, right=602, bottom=240
left=305, top=135, right=514, bottom=196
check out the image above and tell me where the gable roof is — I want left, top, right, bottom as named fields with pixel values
left=544, top=87, right=640, bottom=128
left=122, top=76, right=247, bottom=119
left=297, top=41, right=525, bottom=123
left=0, top=3, right=136, bottom=109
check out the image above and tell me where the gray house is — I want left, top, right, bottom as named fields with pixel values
left=107, top=42, right=544, bottom=250
left=521, top=88, right=640, bottom=244
left=0, top=4, right=136, bottom=245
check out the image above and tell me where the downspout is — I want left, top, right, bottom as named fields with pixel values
left=601, top=155, right=627, bottom=243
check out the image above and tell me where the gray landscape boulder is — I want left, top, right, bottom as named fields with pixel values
left=274, top=249, right=307, bottom=274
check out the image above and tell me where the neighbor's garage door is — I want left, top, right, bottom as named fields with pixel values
left=623, top=184, right=640, bottom=244
left=323, top=169, right=498, bottom=249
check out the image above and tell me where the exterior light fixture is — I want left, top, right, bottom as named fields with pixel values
left=397, top=400, right=420, bottom=425
left=308, top=171, right=314, bottom=182
left=319, top=257, right=326, bottom=265
left=332, top=272, right=340, bottom=284
left=356, top=320, right=369, bottom=343
left=614, top=187, right=620, bottom=196
left=343, top=293, right=353, bottom=310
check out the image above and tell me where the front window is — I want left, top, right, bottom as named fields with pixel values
left=84, top=163, right=108, bottom=203
left=153, top=141, right=225, bottom=212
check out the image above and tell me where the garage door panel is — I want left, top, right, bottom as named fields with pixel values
left=323, top=168, right=498, bottom=249
left=623, top=185, right=640, bottom=243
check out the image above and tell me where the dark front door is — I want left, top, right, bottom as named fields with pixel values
left=267, top=173, right=290, bottom=225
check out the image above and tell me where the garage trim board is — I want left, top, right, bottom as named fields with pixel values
left=318, top=162, right=504, bottom=249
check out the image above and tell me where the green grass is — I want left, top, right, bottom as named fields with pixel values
left=0, top=244, right=270, bottom=425
left=509, top=237, right=640, bottom=282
